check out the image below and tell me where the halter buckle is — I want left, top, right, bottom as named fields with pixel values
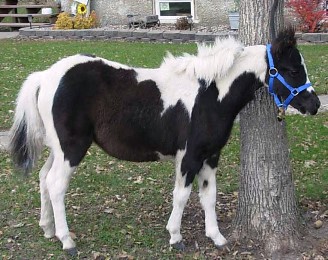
left=269, top=67, right=278, bottom=77
left=291, top=89, right=299, bottom=96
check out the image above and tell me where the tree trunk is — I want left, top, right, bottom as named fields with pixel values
left=232, top=0, right=303, bottom=256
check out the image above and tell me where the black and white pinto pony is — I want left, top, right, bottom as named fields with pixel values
left=9, top=28, right=320, bottom=254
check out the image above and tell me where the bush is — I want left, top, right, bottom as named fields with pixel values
left=175, top=17, right=190, bottom=30
left=74, top=11, right=98, bottom=29
left=286, top=0, right=327, bottom=32
left=54, top=12, right=74, bottom=30
left=54, top=11, right=98, bottom=30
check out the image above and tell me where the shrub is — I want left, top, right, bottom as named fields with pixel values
left=286, top=0, right=327, bottom=32
left=54, top=11, right=98, bottom=30
left=54, top=12, right=74, bottom=30
left=74, top=11, right=98, bottom=29
left=175, top=17, right=190, bottom=30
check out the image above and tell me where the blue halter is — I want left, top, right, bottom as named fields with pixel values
left=266, top=44, right=312, bottom=111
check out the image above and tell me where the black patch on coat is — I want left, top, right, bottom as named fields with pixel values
left=182, top=74, right=262, bottom=187
left=206, top=153, right=220, bottom=169
left=203, top=180, right=208, bottom=188
left=52, top=60, right=190, bottom=166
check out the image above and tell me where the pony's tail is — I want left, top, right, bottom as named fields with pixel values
left=9, top=71, right=45, bottom=175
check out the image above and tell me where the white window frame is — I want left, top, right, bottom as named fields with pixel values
left=154, top=0, right=195, bottom=23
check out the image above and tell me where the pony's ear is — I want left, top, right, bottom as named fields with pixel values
left=271, top=27, right=296, bottom=59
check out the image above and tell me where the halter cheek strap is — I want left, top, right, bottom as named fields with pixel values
left=266, top=44, right=312, bottom=114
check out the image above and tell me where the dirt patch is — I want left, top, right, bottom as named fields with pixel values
left=177, top=193, right=328, bottom=259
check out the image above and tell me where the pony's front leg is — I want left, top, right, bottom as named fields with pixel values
left=46, top=158, right=76, bottom=254
left=39, top=153, right=55, bottom=238
left=166, top=150, right=192, bottom=250
left=198, top=163, right=227, bottom=247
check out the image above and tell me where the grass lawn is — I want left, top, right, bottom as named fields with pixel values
left=299, top=44, right=328, bottom=94
left=0, top=39, right=327, bottom=259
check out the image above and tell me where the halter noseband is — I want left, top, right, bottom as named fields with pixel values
left=266, top=44, right=312, bottom=120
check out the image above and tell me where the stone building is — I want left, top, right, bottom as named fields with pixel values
left=88, top=0, right=237, bottom=27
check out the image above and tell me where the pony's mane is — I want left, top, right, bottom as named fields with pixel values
left=271, top=27, right=297, bottom=58
left=160, top=37, right=244, bottom=84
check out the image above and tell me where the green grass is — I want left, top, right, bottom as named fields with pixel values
left=0, top=39, right=327, bottom=259
left=299, top=44, right=328, bottom=94
left=286, top=113, right=328, bottom=200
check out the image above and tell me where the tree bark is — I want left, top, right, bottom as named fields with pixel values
left=232, top=0, right=302, bottom=256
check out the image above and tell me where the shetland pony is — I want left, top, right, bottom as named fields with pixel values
left=9, top=28, right=320, bottom=254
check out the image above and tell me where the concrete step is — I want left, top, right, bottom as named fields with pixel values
left=0, top=5, right=52, bottom=9
left=0, top=13, right=53, bottom=17
left=0, top=22, right=50, bottom=27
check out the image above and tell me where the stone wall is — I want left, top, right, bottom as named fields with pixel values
left=91, top=0, right=153, bottom=27
left=90, top=0, right=235, bottom=27
left=195, top=0, right=233, bottom=26
left=19, top=27, right=238, bottom=42
left=19, top=27, right=328, bottom=43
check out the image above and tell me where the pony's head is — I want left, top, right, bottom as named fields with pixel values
left=267, top=28, right=320, bottom=116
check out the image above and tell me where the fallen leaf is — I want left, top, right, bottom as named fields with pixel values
left=103, top=208, right=115, bottom=214
left=133, top=176, right=143, bottom=184
left=314, top=220, right=323, bottom=229
left=69, top=231, right=77, bottom=239
left=118, top=252, right=134, bottom=259
left=9, top=222, right=24, bottom=228
left=320, top=210, right=328, bottom=218
left=304, top=160, right=316, bottom=168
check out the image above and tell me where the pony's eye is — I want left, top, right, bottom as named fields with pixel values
left=289, top=70, right=299, bottom=77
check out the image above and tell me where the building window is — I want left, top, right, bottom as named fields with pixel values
left=155, top=0, right=194, bottom=22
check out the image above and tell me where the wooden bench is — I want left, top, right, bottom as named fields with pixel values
left=0, top=4, right=57, bottom=29
left=127, top=14, right=160, bottom=29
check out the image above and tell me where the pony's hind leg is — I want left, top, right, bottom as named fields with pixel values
left=46, top=155, right=76, bottom=253
left=39, top=152, right=55, bottom=238
left=197, top=163, right=227, bottom=247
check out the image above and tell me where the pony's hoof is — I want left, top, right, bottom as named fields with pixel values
left=171, top=241, right=185, bottom=251
left=44, top=232, right=55, bottom=239
left=215, top=242, right=229, bottom=251
left=65, top=247, right=78, bottom=256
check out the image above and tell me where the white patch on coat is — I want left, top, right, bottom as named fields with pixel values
left=46, top=155, right=76, bottom=250
left=166, top=149, right=192, bottom=245
left=39, top=153, right=55, bottom=239
left=198, top=163, right=227, bottom=246
left=136, top=67, right=199, bottom=117
left=156, top=152, right=174, bottom=161
left=137, top=38, right=269, bottom=115
left=216, top=45, right=267, bottom=101
left=161, top=37, right=244, bottom=84
left=300, top=54, right=315, bottom=93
